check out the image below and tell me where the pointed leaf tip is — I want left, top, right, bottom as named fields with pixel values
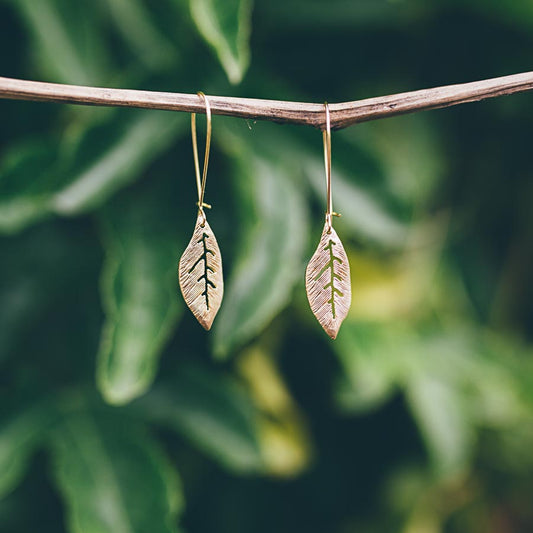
left=305, top=223, right=351, bottom=338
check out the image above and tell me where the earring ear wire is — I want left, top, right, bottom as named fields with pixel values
left=178, top=92, right=224, bottom=330
left=323, top=102, right=341, bottom=233
left=191, top=92, right=213, bottom=223
left=304, top=101, right=351, bottom=339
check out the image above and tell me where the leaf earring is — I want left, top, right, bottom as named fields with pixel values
left=178, top=92, right=223, bottom=330
left=305, top=103, right=351, bottom=339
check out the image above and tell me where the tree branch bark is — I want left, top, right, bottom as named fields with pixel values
left=1, top=72, right=532, bottom=130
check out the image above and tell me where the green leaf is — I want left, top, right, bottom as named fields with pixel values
left=49, top=410, right=182, bottom=533
left=132, top=364, right=264, bottom=473
left=107, top=0, right=179, bottom=70
left=406, top=373, right=475, bottom=479
left=0, top=140, right=59, bottom=234
left=52, top=111, right=187, bottom=216
left=336, top=321, right=479, bottom=478
left=0, top=111, right=187, bottom=234
left=303, top=156, right=408, bottom=248
left=341, top=114, right=445, bottom=210
left=0, top=399, right=57, bottom=498
left=11, top=0, right=109, bottom=84
left=189, top=0, right=253, bottom=84
left=333, top=319, right=491, bottom=478
left=334, top=323, right=405, bottom=413
left=214, top=121, right=407, bottom=249
left=97, top=176, right=184, bottom=405
left=213, top=149, right=309, bottom=357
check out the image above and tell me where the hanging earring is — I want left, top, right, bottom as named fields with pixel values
left=178, top=92, right=223, bottom=330
left=305, top=103, right=351, bottom=339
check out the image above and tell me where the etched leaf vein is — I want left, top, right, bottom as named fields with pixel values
left=188, top=232, right=217, bottom=309
left=313, top=239, right=344, bottom=318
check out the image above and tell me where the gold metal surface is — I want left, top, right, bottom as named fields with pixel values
left=179, top=92, right=223, bottom=328
left=306, top=103, right=350, bottom=338
left=179, top=214, right=223, bottom=330
left=191, top=91, right=212, bottom=214
left=305, top=222, right=351, bottom=339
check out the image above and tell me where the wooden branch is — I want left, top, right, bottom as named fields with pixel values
left=1, top=72, right=532, bottom=130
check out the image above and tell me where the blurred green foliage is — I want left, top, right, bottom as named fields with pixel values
left=1, top=0, right=533, bottom=532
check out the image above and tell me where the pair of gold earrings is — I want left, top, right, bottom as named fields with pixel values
left=178, top=94, right=351, bottom=339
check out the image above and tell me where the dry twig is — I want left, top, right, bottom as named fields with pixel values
left=1, top=72, right=532, bottom=129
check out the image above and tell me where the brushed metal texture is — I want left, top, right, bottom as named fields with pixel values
left=178, top=214, right=223, bottom=330
left=305, top=222, right=351, bottom=339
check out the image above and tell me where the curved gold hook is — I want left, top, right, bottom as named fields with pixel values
left=323, top=103, right=341, bottom=233
left=191, top=91, right=212, bottom=224
left=323, top=102, right=332, bottom=231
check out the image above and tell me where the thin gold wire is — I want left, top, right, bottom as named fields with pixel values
left=323, top=102, right=341, bottom=233
left=323, top=102, right=332, bottom=231
left=191, top=92, right=212, bottom=224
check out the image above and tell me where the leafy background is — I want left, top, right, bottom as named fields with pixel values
left=1, top=1, right=533, bottom=532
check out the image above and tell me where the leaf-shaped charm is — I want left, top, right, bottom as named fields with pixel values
left=305, top=222, right=351, bottom=339
left=178, top=214, right=223, bottom=330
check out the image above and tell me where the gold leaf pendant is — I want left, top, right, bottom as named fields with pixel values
left=178, top=214, right=223, bottom=330
left=305, top=222, right=351, bottom=339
